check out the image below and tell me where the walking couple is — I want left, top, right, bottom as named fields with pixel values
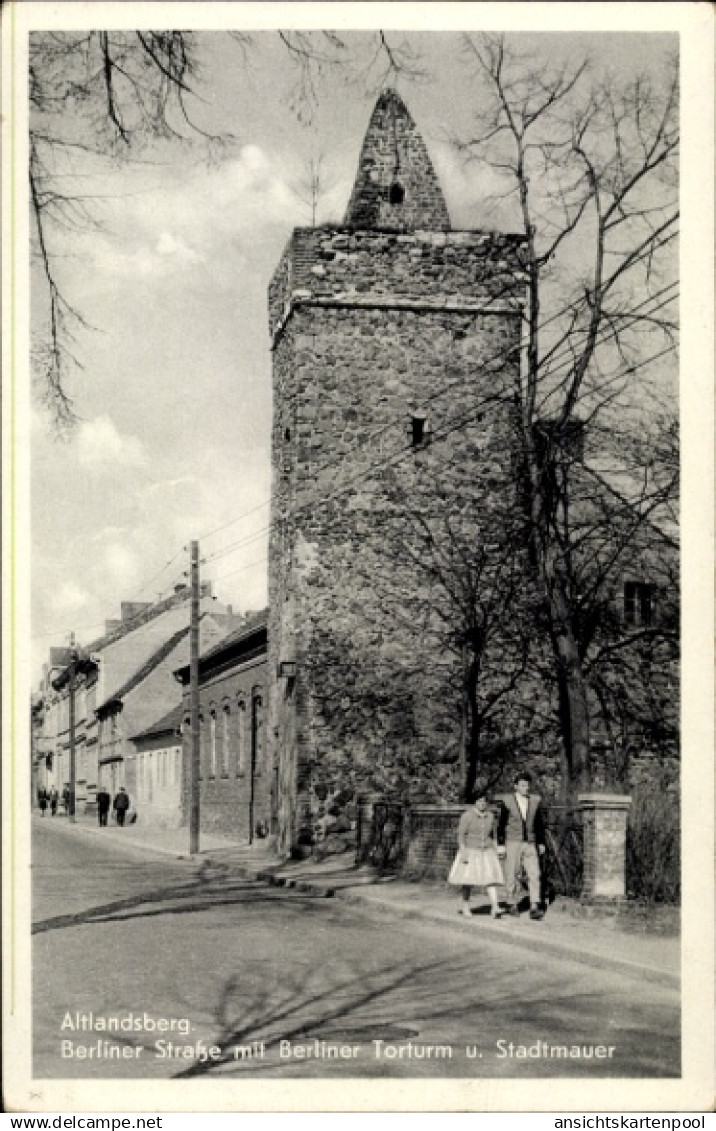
left=448, top=771, right=546, bottom=921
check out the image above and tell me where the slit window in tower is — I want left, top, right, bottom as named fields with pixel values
left=389, top=181, right=405, bottom=205
left=410, top=415, right=430, bottom=448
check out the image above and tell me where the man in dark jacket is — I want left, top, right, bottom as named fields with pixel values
left=113, top=787, right=130, bottom=827
left=96, top=787, right=111, bottom=827
left=497, top=771, right=546, bottom=920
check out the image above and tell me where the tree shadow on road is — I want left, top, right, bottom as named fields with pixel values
left=31, top=858, right=680, bottom=1080
left=31, top=870, right=323, bottom=935
left=165, top=947, right=680, bottom=1079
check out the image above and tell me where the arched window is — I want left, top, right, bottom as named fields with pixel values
left=197, top=712, right=205, bottom=780
left=236, top=697, right=246, bottom=773
left=251, top=687, right=265, bottom=773
left=209, top=706, right=217, bottom=778
left=221, top=704, right=230, bottom=776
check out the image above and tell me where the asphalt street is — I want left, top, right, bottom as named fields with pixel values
left=32, top=817, right=680, bottom=1080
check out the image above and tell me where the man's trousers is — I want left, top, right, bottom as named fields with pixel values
left=503, top=841, right=541, bottom=905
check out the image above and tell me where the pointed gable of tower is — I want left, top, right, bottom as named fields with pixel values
left=344, top=89, right=451, bottom=231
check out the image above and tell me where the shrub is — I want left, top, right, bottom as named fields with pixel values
left=626, top=786, right=680, bottom=903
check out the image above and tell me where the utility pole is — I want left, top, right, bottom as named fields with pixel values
left=459, top=640, right=468, bottom=801
left=189, top=541, right=200, bottom=855
left=68, top=632, right=77, bottom=823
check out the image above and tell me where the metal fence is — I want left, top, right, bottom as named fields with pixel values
left=541, top=806, right=584, bottom=899
left=357, top=796, right=407, bottom=872
left=357, top=795, right=586, bottom=897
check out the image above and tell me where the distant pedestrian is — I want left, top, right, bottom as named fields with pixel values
left=49, top=787, right=58, bottom=816
left=96, top=787, right=111, bottom=827
left=113, top=787, right=130, bottom=827
left=62, top=785, right=70, bottom=816
left=38, top=790, right=48, bottom=816
left=448, top=790, right=504, bottom=920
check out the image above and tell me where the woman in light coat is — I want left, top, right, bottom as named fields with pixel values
left=448, top=791, right=504, bottom=919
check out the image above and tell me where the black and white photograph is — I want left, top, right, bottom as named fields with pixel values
left=3, top=0, right=713, bottom=1115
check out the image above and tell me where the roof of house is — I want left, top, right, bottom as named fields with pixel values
left=130, top=703, right=183, bottom=743
left=174, top=609, right=268, bottom=683
left=85, top=584, right=210, bottom=654
left=51, top=653, right=99, bottom=691
left=95, top=609, right=246, bottom=715
left=97, top=624, right=190, bottom=715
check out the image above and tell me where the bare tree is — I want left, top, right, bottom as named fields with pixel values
left=30, top=29, right=418, bottom=431
left=456, top=34, right=679, bottom=800
left=30, top=30, right=220, bottom=431
left=288, top=147, right=340, bottom=227
left=359, top=487, right=542, bottom=801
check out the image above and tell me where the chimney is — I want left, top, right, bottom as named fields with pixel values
left=120, top=601, right=151, bottom=623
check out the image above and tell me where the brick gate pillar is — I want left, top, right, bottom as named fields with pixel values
left=578, top=793, right=632, bottom=901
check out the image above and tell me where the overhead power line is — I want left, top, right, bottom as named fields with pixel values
left=200, top=280, right=679, bottom=570
left=35, top=236, right=678, bottom=647
left=189, top=228, right=677, bottom=557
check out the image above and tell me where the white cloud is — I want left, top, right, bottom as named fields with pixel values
left=86, top=143, right=302, bottom=284
left=102, top=542, right=141, bottom=590
left=142, top=475, right=196, bottom=497
left=89, top=525, right=128, bottom=543
left=432, top=142, right=520, bottom=230
left=155, top=231, right=201, bottom=262
left=50, top=581, right=90, bottom=615
left=77, top=416, right=146, bottom=469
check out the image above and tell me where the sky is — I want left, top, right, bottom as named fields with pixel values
left=25, top=19, right=683, bottom=681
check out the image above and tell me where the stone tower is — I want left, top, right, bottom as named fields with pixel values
left=267, top=90, right=526, bottom=856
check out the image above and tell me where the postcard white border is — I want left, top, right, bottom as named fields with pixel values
left=3, top=1, right=713, bottom=1114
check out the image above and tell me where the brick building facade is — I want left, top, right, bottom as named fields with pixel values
left=175, top=613, right=270, bottom=843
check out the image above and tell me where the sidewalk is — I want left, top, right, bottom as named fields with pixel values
left=39, top=812, right=680, bottom=989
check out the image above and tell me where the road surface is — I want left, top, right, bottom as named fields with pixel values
left=32, top=816, right=680, bottom=1080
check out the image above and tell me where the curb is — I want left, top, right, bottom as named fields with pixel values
left=335, top=888, right=680, bottom=990
left=36, top=815, right=240, bottom=862
left=36, top=819, right=679, bottom=991
left=205, top=859, right=680, bottom=991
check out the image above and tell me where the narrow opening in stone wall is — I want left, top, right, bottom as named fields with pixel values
left=410, top=416, right=430, bottom=447
left=389, top=181, right=405, bottom=205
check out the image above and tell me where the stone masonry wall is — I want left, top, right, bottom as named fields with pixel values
left=269, top=228, right=526, bottom=342
left=344, top=89, right=451, bottom=231
left=268, top=226, right=526, bottom=854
